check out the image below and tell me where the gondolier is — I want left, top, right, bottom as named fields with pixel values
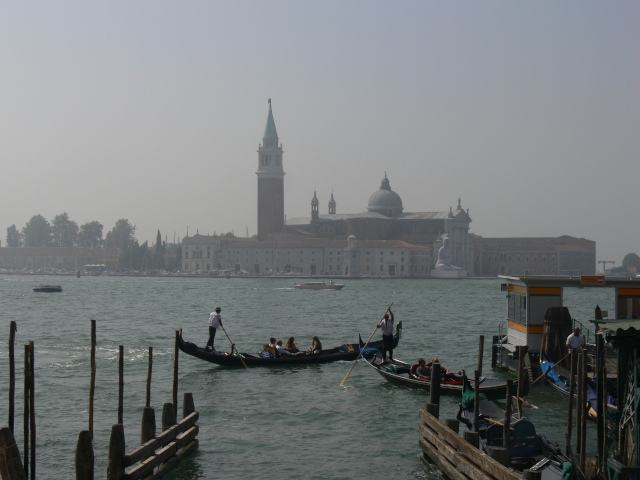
left=205, top=307, right=223, bottom=351
left=377, top=308, right=395, bottom=362
left=565, top=326, right=585, bottom=353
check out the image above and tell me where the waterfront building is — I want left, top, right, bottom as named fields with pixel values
left=472, top=235, right=596, bottom=276
left=181, top=101, right=595, bottom=277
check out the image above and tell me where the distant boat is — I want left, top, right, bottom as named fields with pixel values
left=294, top=281, right=344, bottom=290
left=33, top=285, right=62, bottom=293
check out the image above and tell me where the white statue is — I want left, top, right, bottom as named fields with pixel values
left=435, top=237, right=462, bottom=271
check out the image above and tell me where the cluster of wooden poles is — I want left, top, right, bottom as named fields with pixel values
left=418, top=335, right=594, bottom=480
left=1, top=321, right=198, bottom=480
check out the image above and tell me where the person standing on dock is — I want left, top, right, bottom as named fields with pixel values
left=377, top=308, right=395, bottom=363
left=566, top=326, right=585, bottom=353
left=205, top=307, right=223, bottom=351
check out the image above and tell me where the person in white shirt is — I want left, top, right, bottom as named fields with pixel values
left=275, top=340, right=292, bottom=356
left=377, top=308, right=395, bottom=362
left=566, top=326, right=585, bottom=353
left=205, top=307, right=222, bottom=351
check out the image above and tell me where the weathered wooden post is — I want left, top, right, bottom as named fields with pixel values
left=183, top=392, right=195, bottom=418
left=580, top=348, right=587, bottom=473
left=146, top=346, right=153, bottom=408
left=565, top=349, right=576, bottom=457
left=29, top=341, right=36, bottom=479
left=9, top=321, right=17, bottom=432
left=162, top=403, right=177, bottom=431
left=477, top=335, right=484, bottom=377
left=0, top=427, right=27, bottom=480
left=424, top=402, right=439, bottom=419
left=173, top=331, right=180, bottom=417
left=463, top=430, right=479, bottom=449
left=141, top=407, right=156, bottom=444
left=492, top=378, right=512, bottom=467
left=107, top=424, right=125, bottom=480
left=141, top=346, right=156, bottom=444
left=517, top=346, right=525, bottom=418
left=90, top=319, right=96, bottom=439
left=473, top=370, right=480, bottom=433
left=576, top=351, right=584, bottom=455
left=75, top=430, right=94, bottom=480
left=118, top=345, right=124, bottom=425
left=23, top=343, right=29, bottom=478
left=430, top=362, right=441, bottom=406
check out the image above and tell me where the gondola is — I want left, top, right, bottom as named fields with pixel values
left=365, top=352, right=525, bottom=400
left=177, top=322, right=402, bottom=367
left=457, top=384, right=571, bottom=479
left=540, top=359, right=603, bottom=418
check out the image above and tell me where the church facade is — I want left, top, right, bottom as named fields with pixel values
left=181, top=102, right=595, bottom=277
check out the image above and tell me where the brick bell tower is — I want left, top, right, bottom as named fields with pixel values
left=256, top=99, right=285, bottom=239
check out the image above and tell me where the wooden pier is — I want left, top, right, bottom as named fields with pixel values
left=2, top=322, right=200, bottom=479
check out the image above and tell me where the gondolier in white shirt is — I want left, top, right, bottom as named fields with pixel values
left=205, top=307, right=222, bottom=351
left=566, top=326, right=585, bottom=353
left=377, top=308, right=395, bottom=363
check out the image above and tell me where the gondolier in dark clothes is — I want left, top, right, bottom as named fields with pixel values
left=377, top=308, right=394, bottom=362
left=205, top=307, right=222, bottom=351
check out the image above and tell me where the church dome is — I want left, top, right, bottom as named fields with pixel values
left=367, top=174, right=403, bottom=216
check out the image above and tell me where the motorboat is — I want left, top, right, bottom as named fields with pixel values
left=294, top=281, right=344, bottom=290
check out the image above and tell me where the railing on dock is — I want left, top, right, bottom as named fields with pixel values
left=107, top=394, right=199, bottom=480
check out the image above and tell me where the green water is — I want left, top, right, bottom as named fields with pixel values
left=0, top=275, right=611, bottom=479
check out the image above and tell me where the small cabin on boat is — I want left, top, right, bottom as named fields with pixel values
left=492, top=275, right=640, bottom=373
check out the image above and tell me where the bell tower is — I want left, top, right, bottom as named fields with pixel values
left=256, top=99, right=285, bottom=239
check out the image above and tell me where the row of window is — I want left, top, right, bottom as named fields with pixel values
left=488, top=254, right=556, bottom=263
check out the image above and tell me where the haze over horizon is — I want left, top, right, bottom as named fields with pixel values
left=2, top=2, right=638, bottom=267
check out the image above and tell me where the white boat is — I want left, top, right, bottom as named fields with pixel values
left=294, top=281, right=344, bottom=290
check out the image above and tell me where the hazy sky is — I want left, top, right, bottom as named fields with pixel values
left=2, top=2, right=638, bottom=266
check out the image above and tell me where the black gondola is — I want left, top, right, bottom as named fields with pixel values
left=458, top=385, right=572, bottom=479
left=33, top=284, right=62, bottom=292
left=177, top=322, right=402, bottom=367
left=365, top=352, right=524, bottom=400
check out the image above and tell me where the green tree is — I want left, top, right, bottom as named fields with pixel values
left=22, top=215, right=52, bottom=247
left=51, top=212, right=79, bottom=247
left=622, top=253, right=640, bottom=268
left=104, top=219, right=136, bottom=250
left=6, top=225, right=22, bottom=247
left=78, top=221, right=104, bottom=248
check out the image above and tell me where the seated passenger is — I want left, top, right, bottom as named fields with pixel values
left=415, top=358, right=431, bottom=378
left=276, top=340, right=292, bottom=356
left=308, top=335, right=322, bottom=354
left=262, top=337, right=278, bottom=356
left=285, top=337, right=299, bottom=353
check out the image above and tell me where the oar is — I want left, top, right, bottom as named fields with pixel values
left=531, top=352, right=571, bottom=385
left=340, top=302, right=394, bottom=386
left=221, top=325, right=248, bottom=369
left=485, top=417, right=514, bottom=430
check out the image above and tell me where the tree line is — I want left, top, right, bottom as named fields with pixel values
left=4, top=213, right=181, bottom=271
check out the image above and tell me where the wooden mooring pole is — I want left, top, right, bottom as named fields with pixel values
left=565, top=349, right=577, bottom=458
left=9, top=321, right=17, bottom=432
left=576, top=351, right=584, bottom=456
left=517, top=346, right=526, bottom=419
left=118, top=345, right=124, bottom=425
left=477, top=335, right=484, bottom=377
left=580, top=348, right=587, bottom=473
left=473, top=370, right=480, bottom=433
left=29, top=341, right=36, bottom=479
left=23, top=343, right=29, bottom=478
left=430, top=362, right=441, bottom=406
left=146, top=346, right=153, bottom=408
left=90, top=319, right=96, bottom=439
left=173, top=331, right=180, bottom=417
